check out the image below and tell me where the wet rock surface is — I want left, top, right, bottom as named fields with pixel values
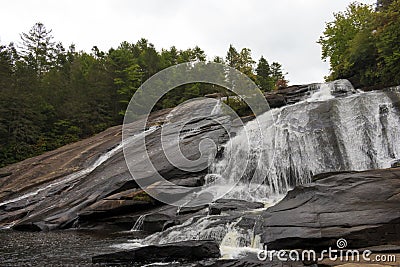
left=257, top=168, right=400, bottom=251
left=201, top=259, right=308, bottom=267
left=92, top=240, right=221, bottom=264
left=209, top=199, right=264, bottom=215
left=264, top=79, right=356, bottom=108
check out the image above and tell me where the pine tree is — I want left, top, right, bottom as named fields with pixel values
left=256, top=56, right=274, bottom=91
left=226, top=44, right=240, bottom=68
left=376, top=0, right=394, bottom=11
left=20, top=22, right=56, bottom=77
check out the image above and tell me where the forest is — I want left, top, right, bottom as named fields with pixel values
left=0, top=24, right=286, bottom=167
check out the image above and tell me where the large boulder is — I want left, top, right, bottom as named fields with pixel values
left=209, top=199, right=264, bottom=215
left=257, top=168, right=400, bottom=251
left=202, top=259, right=307, bottom=267
left=92, top=240, right=220, bottom=264
left=275, top=85, right=310, bottom=105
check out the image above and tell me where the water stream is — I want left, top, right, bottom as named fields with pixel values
left=130, top=215, right=147, bottom=232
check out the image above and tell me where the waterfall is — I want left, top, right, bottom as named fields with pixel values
left=219, top=217, right=263, bottom=259
left=204, top=81, right=400, bottom=203
left=219, top=217, right=261, bottom=249
left=143, top=216, right=227, bottom=245
left=211, top=99, right=222, bottom=116
left=131, top=215, right=147, bottom=232
left=307, top=83, right=334, bottom=102
left=142, top=212, right=263, bottom=257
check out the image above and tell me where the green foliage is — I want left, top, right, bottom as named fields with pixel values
left=132, top=191, right=153, bottom=203
left=376, top=0, right=395, bottom=11
left=225, top=44, right=258, bottom=80
left=255, top=57, right=287, bottom=91
left=20, top=22, right=57, bottom=77
left=375, top=0, right=400, bottom=85
left=318, top=0, right=400, bottom=87
left=0, top=23, right=288, bottom=167
left=223, top=97, right=251, bottom=117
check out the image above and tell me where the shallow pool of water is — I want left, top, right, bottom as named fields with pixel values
left=0, top=229, right=142, bottom=266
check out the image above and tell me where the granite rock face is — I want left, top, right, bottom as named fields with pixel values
left=92, top=240, right=221, bottom=264
left=257, top=168, right=400, bottom=251
left=0, top=98, right=235, bottom=231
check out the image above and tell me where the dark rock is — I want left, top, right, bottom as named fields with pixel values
left=391, top=160, right=400, bottom=168
left=329, top=79, right=357, bottom=97
left=12, top=222, right=42, bottom=232
left=264, top=93, right=287, bottom=109
left=264, top=85, right=311, bottom=108
left=142, top=211, right=176, bottom=233
left=172, top=174, right=205, bottom=187
left=311, top=170, right=357, bottom=182
left=360, top=84, right=387, bottom=92
left=0, top=172, right=12, bottom=179
left=92, top=240, right=220, bottom=264
left=209, top=199, right=264, bottom=215
left=277, top=85, right=311, bottom=105
left=201, top=259, right=308, bottom=267
left=78, top=189, right=156, bottom=221
left=215, top=146, right=225, bottom=159
left=362, top=244, right=400, bottom=253
left=265, top=80, right=356, bottom=109
left=257, top=168, right=400, bottom=251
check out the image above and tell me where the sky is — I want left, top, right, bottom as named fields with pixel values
left=0, top=0, right=376, bottom=84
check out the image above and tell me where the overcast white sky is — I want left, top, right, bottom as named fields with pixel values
left=0, top=0, right=375, bottom=84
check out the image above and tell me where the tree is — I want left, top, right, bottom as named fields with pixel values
left=270, top=62, right=284, bottom=81
left=376, top=0, right=395, bottom=11
left=255, top=56, right=274, bottom=91
left=160, top=46, right=179, bottom=69
left=0, top=44, right=14, bottom=89
left=238, top=48, right=256, bottom=79
left=114, top=64, right=143, bottom=115
left=374, top=0, right=400, bottom=85
left=213, top=56, right=224, bottom=64
left=318, top=0, right=400, bottom=88
left=133, top=38, right=160, bottom=80
left=20, top=22, right=56, bottom=77
left=225, top=45, right=256, bottom=79
left=318, top=3, right=375, bottom=84
left=226, top=44, right=240, bottom=68
left=177, top=46, right=206, bottom=63
left=108, top=42, right=145, bottom=116
left=191, top=46, right=206, bottom=62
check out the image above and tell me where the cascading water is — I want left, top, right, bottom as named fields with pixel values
left=130, top=215, right=147, bottom=231
left=204, top=80, right=400, bottom=203
left=211, top=98, right=222, bottom=116
left=143, top=216, right=227, bottom=245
